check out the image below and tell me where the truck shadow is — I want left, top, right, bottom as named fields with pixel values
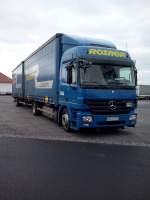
left=76, top=128, right=131, bottom=138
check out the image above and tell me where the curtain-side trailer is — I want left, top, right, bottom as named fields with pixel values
left=137, top=85, right=150, bottom=100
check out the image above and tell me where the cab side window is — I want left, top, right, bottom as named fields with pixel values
left=72, top=66, right=77, bottom=84
left=61, top=64, right=67, bottom=83
left=61, top=63, right=77, bottom=85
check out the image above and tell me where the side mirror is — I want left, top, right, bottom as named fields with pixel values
left=66, top=64, right=73, bottom=84
left=134, top=68, right=137, bottom=86
left=78, top=59, right=91, bottom=67
left=67, top=69, right=72, bottom=84
left=78, top=59, right=92, bottom=73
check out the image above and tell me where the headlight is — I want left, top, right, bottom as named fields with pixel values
left=82, top=116, right=93, bottom=124
left=126, top=102, right=133, bottom=107
left=129, top=114, right=137, bottom=121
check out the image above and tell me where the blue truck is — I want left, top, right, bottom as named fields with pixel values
left=12, top=33, right=137, bottom=131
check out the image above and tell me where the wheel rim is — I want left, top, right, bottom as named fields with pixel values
left=62, top=113, right=69, bottom=130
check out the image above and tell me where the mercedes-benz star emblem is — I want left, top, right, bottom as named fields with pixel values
left=108, top=100, right=117, bottom=110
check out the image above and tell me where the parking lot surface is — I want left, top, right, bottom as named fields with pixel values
left=1, top=137, right=150, bottom=200
left=0, top=96, right=150, bottom=147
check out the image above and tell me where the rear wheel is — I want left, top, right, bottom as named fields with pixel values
left=16, top=99, right=22, bottom=107
left=61, top=108, right=70, bottom=132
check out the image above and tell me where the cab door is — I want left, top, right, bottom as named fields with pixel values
left=59, top=62, right=79, bottom=107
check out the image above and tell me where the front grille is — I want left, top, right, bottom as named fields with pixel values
left=84, top=99, right=133, bottom=115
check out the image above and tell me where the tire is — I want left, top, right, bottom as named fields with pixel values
left=16, top=99, right=22, bottom=107
left=32, top=102, right=39, bottom=116
left=61, top=108, right=71, bottom=132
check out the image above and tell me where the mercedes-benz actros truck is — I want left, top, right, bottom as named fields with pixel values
left=12, top=33, right=137, bottom=131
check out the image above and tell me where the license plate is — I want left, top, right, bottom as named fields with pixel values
left=106, top=117, right=119, bottom=121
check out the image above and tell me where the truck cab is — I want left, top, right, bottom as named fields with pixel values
left=59, top=46, right=137, bottom=131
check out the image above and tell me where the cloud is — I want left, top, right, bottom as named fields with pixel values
left=0, top=0, right=150, bottom=84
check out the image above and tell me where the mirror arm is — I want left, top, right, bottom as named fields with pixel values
left=134, top=67, right=137, bottom=86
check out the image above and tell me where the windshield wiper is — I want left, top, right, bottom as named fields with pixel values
left=107, top=79, right=132, bottom=87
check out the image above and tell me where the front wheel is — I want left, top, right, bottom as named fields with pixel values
left=61, top=108, right=71, bottom=132
left=32, top=102, right=40, bottom=115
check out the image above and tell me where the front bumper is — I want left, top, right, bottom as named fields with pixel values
left=73, top=111, right=137, bottom=130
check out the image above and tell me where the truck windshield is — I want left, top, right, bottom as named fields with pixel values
left=80, top=64, right=135, bottom=88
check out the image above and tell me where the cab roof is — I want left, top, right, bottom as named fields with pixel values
left=61, top=46, right=133, bottom=65
left=62, top=34, right=117, bottom=49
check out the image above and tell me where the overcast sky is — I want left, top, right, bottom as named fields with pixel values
left=0, top=0, right=150, bottom=84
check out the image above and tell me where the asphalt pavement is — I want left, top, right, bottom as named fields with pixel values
left=0, top=137, right=150, bottom=200
left=0, top=96, right=150, bottom=147
left=0, top=96, right=150, bottom=199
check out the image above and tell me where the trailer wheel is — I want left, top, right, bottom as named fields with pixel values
left=16, top=99, right=22, bottom=107
left=62, top=108, right=70, bottom=132
left=32, top=102, right=39, bottom=116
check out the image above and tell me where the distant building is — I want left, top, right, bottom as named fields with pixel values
left=0, top=72, right=12, bottom=94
